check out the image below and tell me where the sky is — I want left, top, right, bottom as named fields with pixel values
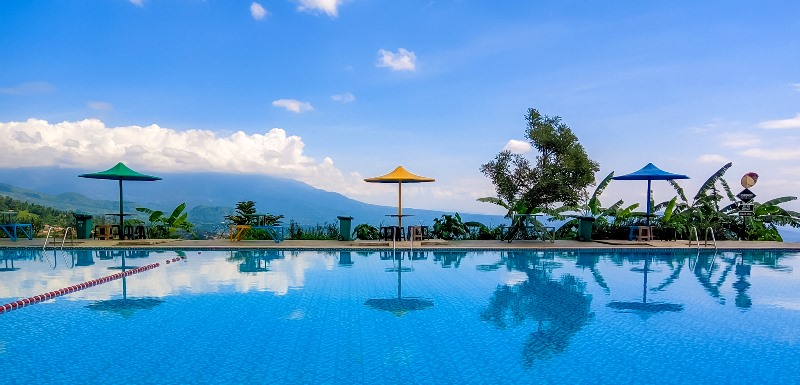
left=1, top=0, right=799, bottom=216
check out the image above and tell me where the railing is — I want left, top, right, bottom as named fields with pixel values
left=688, top=226, right=700, bottom=248
left=688, top=226, right=717, bottom=249
left=42, top=226, right=75, bottom=250
left=704, top=227, right=717, bottom=249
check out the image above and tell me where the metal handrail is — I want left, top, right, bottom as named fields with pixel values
left=42, top=226, right=75, bottom=250
left=42, top=227, right=55, bottom=250
left=60, top=226, right=74, bottom=249
left=688, top=226, right=700, bottom=248
left=704, top=227, right=717, bottom=249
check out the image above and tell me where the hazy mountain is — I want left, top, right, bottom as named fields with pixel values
left=0, top=167, right=508, bottom=230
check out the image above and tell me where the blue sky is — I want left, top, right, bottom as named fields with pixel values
left=1, top=0, right=799, bottom=215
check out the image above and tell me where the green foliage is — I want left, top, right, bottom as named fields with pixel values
left=0, top=195, right=75, bottom=236
left=353, top=223, right=380, bottom=240
left=480, top=108, right=600, bottom=216
left=286, top=219, right=338, bottom=240
left=136, top=203, right=195, bottom=239
left=225, top=201, right=257, bottom=225
left=432, top=213, right=470, bottom=240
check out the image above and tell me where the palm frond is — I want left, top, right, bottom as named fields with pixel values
left=693, top=162, right=732, bottom=201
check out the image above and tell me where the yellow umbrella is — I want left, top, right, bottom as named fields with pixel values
left=364, top=166, right=435, bottom=227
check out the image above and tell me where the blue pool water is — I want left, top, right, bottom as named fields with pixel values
left=1, top=248, right=799, bottom=384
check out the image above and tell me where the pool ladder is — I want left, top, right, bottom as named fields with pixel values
left=688, top=226, right=716, bottom=249
left=43, top=226, right=75, bottom=250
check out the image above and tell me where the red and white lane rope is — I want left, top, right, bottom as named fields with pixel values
left=0, top=255, right=186, bottom=315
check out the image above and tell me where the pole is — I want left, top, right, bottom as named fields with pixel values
left=398, top=182, right=403, bottom=228
left=646, top=179, right=652, bottom=226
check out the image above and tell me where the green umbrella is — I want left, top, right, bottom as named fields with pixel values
left=79, top=162, right=161, bottom=244
left=79, top=162, right=161, bottom=219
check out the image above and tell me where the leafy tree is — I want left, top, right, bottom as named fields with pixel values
left=225, top=201, right=257, bottom=225
left=480, top=108, right=599, bottom=215
left=136, top=203, right=195, bottom=239
left=352, top=223, right=380, bottom=240
left=432, top=213, right=469, bottom=240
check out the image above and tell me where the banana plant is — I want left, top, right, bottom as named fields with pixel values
left=136, top=203, right=194, bottom=238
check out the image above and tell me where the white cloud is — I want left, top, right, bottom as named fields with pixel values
left=87, top=101, right=113, bottom=111
left=697, top=154, right=728, bottom=163
left=502, top=139, right=530, bottom=153
left=272, top=99, right=314, bottom=113
left=0, top=118, right=346, bottom=184
left=331, top=92, right=355, bottom=103
left=129, top=0, right=144, bottom=7
left=739, top=147, right=800, bottom=161
left=791, top=83, right=800, bottom=92
left=720, top=132, right=762, bottom=148
left=295, top=0, right=343, bottom=17
left=758, top=113, right=800, bottom=130
left=0, top=81, right=55, bottom=95
left=377, top=48, right=417, bottom=72
left=250, top=2, right=268, bottom=20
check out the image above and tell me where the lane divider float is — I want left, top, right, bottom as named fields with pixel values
left=1, top=262, right=162, bottom=315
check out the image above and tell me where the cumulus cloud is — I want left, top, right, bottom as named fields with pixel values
left=295, top=0, right=343, bottom=17
left=697, top=154, right=728, bottom=163
left=502, top=139, right=531, bottom=153
left=331, top=92, right=355, bottom=103
left=377, top=48, right=417, bottom=72
left=87, top=101, right=113, bottom=111
left=129, top=0, right=144, bottom=7
left=739, top=147, right=800, bottom=161
left=720, top=132, right=762, bottom=148
left=272, top=99, right=314, bottom=113
left=0, top=81, right=55, bottom=95
left=250, top=2, right=268, bottom=20
left=0, top=118, right=349, bottom=184
left=758, top=113, right=800, bottom=130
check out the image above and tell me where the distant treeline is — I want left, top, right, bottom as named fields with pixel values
left=0, top=195, right=75, bottom=233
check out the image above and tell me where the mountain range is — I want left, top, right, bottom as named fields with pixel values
left=0, top=167, right=507, bottom=233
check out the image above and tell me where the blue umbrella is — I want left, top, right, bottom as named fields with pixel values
left=612, top=163, right=689, bottom=226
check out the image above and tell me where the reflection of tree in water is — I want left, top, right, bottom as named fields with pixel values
left=481, top=252, right=592, bottom=367
left=689, top=250, right=792, bottom=311
left=433, top=252, right=466, bottom=268
left=227, top=250, right=285, bottom=273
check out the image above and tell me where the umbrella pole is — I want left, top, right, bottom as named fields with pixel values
left=646, top=179, right=652, bottom=226
left=119, top=179, right=125, bottom=268
left=398, top=182, right=403, bottom=228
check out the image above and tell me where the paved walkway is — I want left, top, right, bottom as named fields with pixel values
left=2, top=237, right=800, bottom=250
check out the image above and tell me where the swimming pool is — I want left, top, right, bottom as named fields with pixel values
left=1, top=248, right=798, bottom=384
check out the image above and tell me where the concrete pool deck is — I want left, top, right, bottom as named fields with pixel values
left=3, top=237, right=800, bottom=250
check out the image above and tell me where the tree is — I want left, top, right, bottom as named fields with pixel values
left=480, top=108, right=600, bottom=214
left=136, top=203, right=195, bottom=238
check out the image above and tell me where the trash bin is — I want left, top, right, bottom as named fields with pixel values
left=74, top=214, right=94, bottom=239
left=337, top=216, right=353, bottom=241
left=577, top=216, right=595, bottom=241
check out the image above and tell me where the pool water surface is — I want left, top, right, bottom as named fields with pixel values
left=1, top=248, right=798, bottom=384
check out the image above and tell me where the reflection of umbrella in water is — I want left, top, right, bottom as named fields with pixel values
left=365, top=253, right=433, bottom=317
left=364, top=166, right=435, bottom=228
left=86, top=271, right=163, bottom=318
left=612, top=163, right=689, bottom=226
left=607, top=257, right=683, bottom=314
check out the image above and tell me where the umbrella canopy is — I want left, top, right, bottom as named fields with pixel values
left=364, top=166, right=435, bottom=227
left=612, top=163, right=688, bottom=225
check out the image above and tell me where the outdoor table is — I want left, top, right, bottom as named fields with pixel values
left=0, top=211, right=34, bottom=242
